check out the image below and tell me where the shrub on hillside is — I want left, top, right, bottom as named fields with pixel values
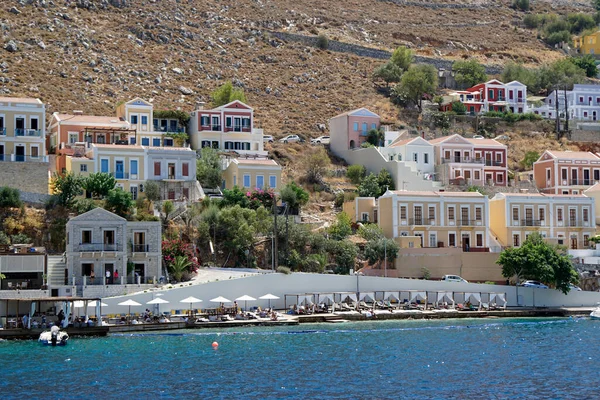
left=316, top=34, right=329, bottom=50
left=0, top=186, right=22, bottom=208
left=512, top=0, right=529, bottom=11
left=347, top=165, right=366, bottom=184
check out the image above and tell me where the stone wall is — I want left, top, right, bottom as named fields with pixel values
left=0, top=161, right=49, bottom=195
left=571, top=130, right=600, bottom=142
left=268, top=31, right=503, bottom=74
left=83, top=284, right=156, bottom=298
left=0, top=289, right=50, bottom=299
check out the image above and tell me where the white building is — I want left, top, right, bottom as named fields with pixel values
left=379, top=136, right=435, bottom=176
left=531, top=84, right=600, bottom=121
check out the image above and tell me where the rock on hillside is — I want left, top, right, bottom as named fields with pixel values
left=0, top=0, right=588, bottom=138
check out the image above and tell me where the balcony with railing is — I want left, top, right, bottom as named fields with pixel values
left=519, top=219, right=543, bottom=227
left=565, top=219, right=591, bottom=227
left=409, top=218, right=435, bottom=226
left=15, top=129, right=43, bottom=137
left=457, top=219, right=482, bottom=226
left=0, top=154, right=49, bottom=163
left=442, top=157, right=484, bottom=164
left=484, top=160, right=504, bottom=167
left=110, top=172, right=130, bottom=179
left=77, top=243, right=120, bottom=252
left=153, top=125, right=185, bottom=133
left=569, top=179, right=593, bottom=186
left=131, top=244, right=149, bottom=253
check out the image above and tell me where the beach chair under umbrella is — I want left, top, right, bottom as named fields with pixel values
left=118, top=299, right=142, bottom=322
left=235, top=295, right=256, bottom=312
left=259, top=293, right=280, bottom=310
left=180, top=296, right=202, bottom=318
left=147, top=297, right=170, bottom=316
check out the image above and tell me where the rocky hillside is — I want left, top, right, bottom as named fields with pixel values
left=0, top=0, right=589, bottom=137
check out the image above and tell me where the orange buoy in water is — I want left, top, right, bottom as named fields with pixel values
left=212, top=341, right=219, bottom=349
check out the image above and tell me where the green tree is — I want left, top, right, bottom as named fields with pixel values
left=390, top=46, right=414, bottom=71
left=211, top=81, right=247, bottom=107
left=497, top=233, right=578, bottom=294
left=51, top=172, right=84, bottom=208
left=357, top=173, right=381, bottom=197
left=372, top=61, right=404, bottom=85
left=144, top=181, right=161, bottom=203
left=501, top=62, right=539, bottom=93
left=452, top=59, right=487, bottom=88
left=82, top=172, right=116, bottom=199
left=11, top=233, right=32, bottom=244
left=392, top=64, right=438, bottom=111
left=358, top=223, right=384, bottom=241
left=537, top=58, right=586, bottom=92
left=451, top=101, right=467, bottom=115
left=347, top=165, right=366, bottom=184
left=377, top=169, right=395, bottom=193
left=104, top=188, right=134, bottom=218
left=366, top=129, right=384, bottom=146
left=595, top=0, right=600, bottom=11
left=280, top=181, right=309, bottom=214
left=161, top=200, right=175, bottom=231
left=520, top=151, right=540, bottom=170
left=196, top=147, right=222, bottom=189
left=364, top=237, right=400, bottom=268
left=304, top=147, right=331, bottom=184
left=0, top=231, right=9, bottom=245
left=570, top=55, right=598, bottom=78
left=329, top=212, right=352, bottom=240
left=0, top=186, right=22, bottom=208
left=326, top=239, right=358, bottom=274
left=169, top=255, right=191, bottom=282
left=74, top=198, right=97, bottom=214
left=221, top=186, right=250, bottom=208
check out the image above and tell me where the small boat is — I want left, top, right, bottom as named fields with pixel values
left=39, top=325, right=69, bottom=346
left=590, top=305, right=600, bottom=320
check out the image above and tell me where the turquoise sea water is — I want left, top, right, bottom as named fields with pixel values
left=1, top=317, right=599, bottom=399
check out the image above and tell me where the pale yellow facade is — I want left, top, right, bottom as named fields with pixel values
left=378, top=190, right=491, bottom=250
left=489, top=193, right=596, bottom=249
left=223, top=158, right=282, bottom=192
left=575, top=31, right=600, bottom=55
left=116, top=98, right=183, bottom=146
left=343, top=197, right=377, bottom=223
left=0, top=97, right=47, bottom=162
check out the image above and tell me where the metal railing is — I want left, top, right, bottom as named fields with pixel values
left=566, top=219, right=590, bottom=227
left=408, top=218, right=435, bottom=226
left=442, top=157, right=484, bottom=164
left=519, top=219, right=543, bottom=227
left=569, top=179, right=593, bottom=186
left=457, top=219, right=482, bottom=226
left=153, top=126, right=185, bottom=133
left=77, top=243, right=119, bottom=252
left=110, top=172, right=130, bottom=179
left=15, top=129, right=42, bottom=137
left=484, top=160, right=504, bottom=167
left=0, top=128, right=5, bottom=135
left=1, top=154, right=48, bottom=162
left=131, top=244, right=149, bottom=252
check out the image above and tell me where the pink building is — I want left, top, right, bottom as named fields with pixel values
left=329, top=108, right=381, bottom=157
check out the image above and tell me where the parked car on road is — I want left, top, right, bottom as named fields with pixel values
left=569, top=283, right=582, bottom=291
left=311, top=136, right=330, bottom=145
left=520, top=280, right=548, bottom=289
left=472, top=135, right=484, bottom=139
left=263, top=135, right=274, bottom=143
left=441, top=275, right=468, bottom=283
left=494, top=134, right=510, bottom=141
left=279, top=134, right=302, bottom=143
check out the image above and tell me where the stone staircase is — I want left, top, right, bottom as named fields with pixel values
left=47, top=255, right=67, bottom=286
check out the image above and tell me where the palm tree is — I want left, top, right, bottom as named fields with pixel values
left=169, top=256, right=191, bottom=282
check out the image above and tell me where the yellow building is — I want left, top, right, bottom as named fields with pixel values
left=222, top=157, right=282, bottom=192
left=574, top=31, right=600, bottom=55
left=0, top=96, right=47, bottom=162
left=343, top=197, right=377, bottom=223
left=489, top=192, right=596, bottom=249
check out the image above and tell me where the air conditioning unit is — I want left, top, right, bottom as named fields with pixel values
left=401, top=221, right=407, bottom=226
left=140, top=184, right=144, bottom=193
left=562, top=180, right=567, bottom=185
left=400, top=232, right=408, bottom=237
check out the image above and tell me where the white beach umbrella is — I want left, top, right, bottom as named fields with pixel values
left=180, top=296, right=202, bottom=316
left=235, top=295, right=256, bottom=311
left=210, top=296, right=232, bottom=303
left=89, top=300, right=108, bottom=307
left=147, top=297, right=170, bottom=316
left=259, top=293, right=280, bottom=309
left=118, top=299, right=142, bottom=320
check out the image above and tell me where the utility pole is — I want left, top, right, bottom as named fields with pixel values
left=272, top=199, right=278, bottom=270
left=554, top=87, right=560, bottom=137
left=564, top=86, right=569, bottom=136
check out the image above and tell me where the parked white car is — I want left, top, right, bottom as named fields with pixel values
left=441, top=275, right=468, bottom=283
left=311, top=136, right=330, bottom=145
left=520, top=280, right=548, bottom=289
left=279, top=135, right=302, bottom=143
left=263, top=135, right=274, bottom=143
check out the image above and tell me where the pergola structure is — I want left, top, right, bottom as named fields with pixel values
left=81, top=127, right=137, bottom=145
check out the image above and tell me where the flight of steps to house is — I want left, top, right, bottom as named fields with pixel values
left=47, top=255, right=67, bottom=286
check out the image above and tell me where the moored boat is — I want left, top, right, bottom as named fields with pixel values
left=39, top=325, right=69, bottom=346
left=590, top=305, right=600, bottom=320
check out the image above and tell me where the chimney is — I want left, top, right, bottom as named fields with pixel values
left=196, top=102, right=205, bottom=110
left=73, top=110, right=83, bottom=115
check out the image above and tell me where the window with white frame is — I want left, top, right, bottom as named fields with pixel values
left=69, top=132, right=78, bottom=144
left=361, top=212, right=369, bottom=222
left=269, top=175, right=277, bottom=188
left=80, top=164, right=87, bottom=172
left=243, top=174, right=251, bottom=188
left=256, top=175, right=264, bottom=189
left=424, top=153, right=429, bottom=164
left=413, top=153, right=418, bottom=163
left=429, top=233, right=437, bottom=248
